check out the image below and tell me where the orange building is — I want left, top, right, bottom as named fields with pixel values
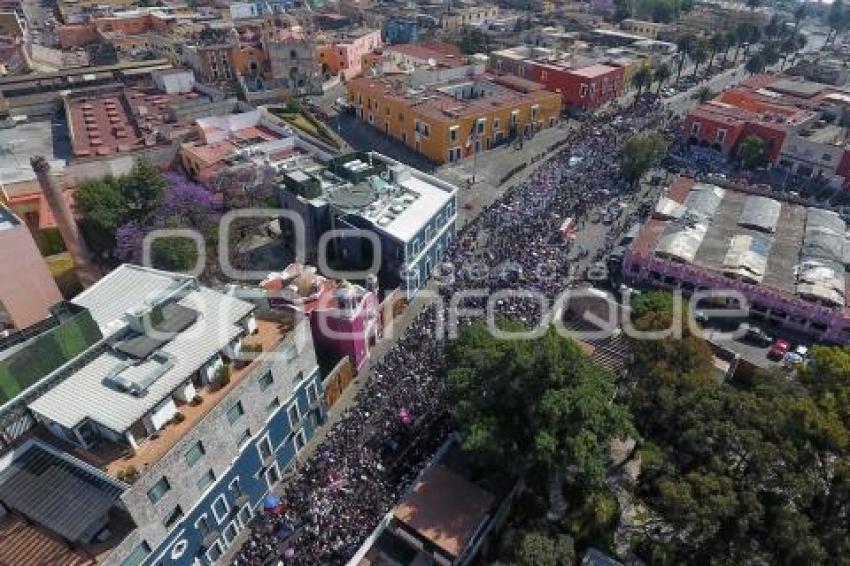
left=347, top=74, right=561, bottom=164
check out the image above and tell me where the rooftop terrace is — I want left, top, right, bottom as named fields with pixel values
left=96, top=316, right=291, bottom=480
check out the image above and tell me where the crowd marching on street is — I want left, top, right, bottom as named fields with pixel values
left=233, top=100, right=681, bottom=566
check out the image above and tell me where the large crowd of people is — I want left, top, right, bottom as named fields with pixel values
left=233, top=101, right=680, bottom=566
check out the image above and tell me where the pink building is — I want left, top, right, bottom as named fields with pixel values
left=261, top=264, right=380, bottom=371
left=0, top=204, right=63, bottom=331
left=624, top=177, right=850, bottom=344
left=316, top=28, right=382, bottom=81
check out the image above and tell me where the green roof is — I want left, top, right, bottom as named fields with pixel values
left=0, top=307, right=102, bottom=405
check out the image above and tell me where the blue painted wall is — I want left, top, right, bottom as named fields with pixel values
left=143, top=370, right=324, bottom=566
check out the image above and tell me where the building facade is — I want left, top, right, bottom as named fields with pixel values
left=275, top=153, right=458, bottom=298
left=316, top=28, right=382, bottom=81
left=346, top=75, right=562, bottom=164
left=264, top=26, right=323, bottom=95
left=0, top=265, right=326, bottom=566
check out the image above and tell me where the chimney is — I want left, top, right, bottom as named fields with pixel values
left=31, top=156, right=99, bottom=288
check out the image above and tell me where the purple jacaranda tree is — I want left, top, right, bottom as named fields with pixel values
left=115, top=173, right=222, bottom=263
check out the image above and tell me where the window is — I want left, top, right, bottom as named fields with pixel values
left=531, top=105, right=539, bottom=120
left=414, top=120, right=430, bottom=137
left=307, top=382, right=319, bottom=406
left=238, top=504, right=252, bottom=527
left=258, top=371, right=273, bottom=391
left=196, top=514, right=212, bottom=536
left=184, top=441, right=205, bottom=468
left=206, top=541, right=223, bottom=563
left=230, top=477, right=244, bottom=499
left=120, top=541, right=151, bottom=566
left=541, top=70, right=548, bottom=80
left=449, top=125, right=459, bottom=142
left=212, top=494, right=230, bottom=524
left=690, top=121, right=700, bottom=135
left=257, top=434, right=273, bottom=461
left=493, top=118, right=500, bottom=133
left=267, top=396, right=280, bottom=412
left=294, top=429, right=307, bottom=453
left=226, top=401, right=244, bottom=425
left=163, top=505, right=184, bottom=528
left=716, top=129, right=727, bottom=144
left=510, top=110, right=518, bottom=125
left=476, top=118, right=485, bottom=134
left=197, top=469, right=216, bottom=492
left=237, top=428, right=251, bottom=449
left=580, top=84, right=589, bottom=97
left=147, top=477, right=171, bottom=504
left=288, top=402, right=301, bottom=429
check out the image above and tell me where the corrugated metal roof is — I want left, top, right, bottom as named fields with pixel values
left=682, top=183, right=725, bottom=221
left=796, top=259, right=845, bottom=307
left=722, top=233, right=773, bottom=283
left=802, top=208, right=845, bottom=264
left=72, top=265, right=195, bottom=335
left=31, top=284, right=253, bottom=433
left=655, top=222, right=708, bottom=263
left=0, top=443, right=124, bottom=542
left=738, top=195, right=781, bottom=233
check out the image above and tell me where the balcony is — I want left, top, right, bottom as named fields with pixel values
left=94, top=316, right=295, bottom=481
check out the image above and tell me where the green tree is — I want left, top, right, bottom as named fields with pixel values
left=631, top=66, right=652, bottom=102
left=456, top=25, right=490, bottom=54
left=707, top=32, right=727, bottom=74
left=737, top=133, right=769, bottom=168
left=619, top=132, right=668, bottom=186
left=653, top=62, right=672, bottom=95
left=691, top=86, right=716, bottom=103
left=150, top=236, right=199, bottom=272
left=793, top=4, right=807, bottom=33
left=745, top=52, right=766, bottom=74
left=734, top=22, right=753, bottom=61
left=675, top=33, right=695, bottom=86
left=827, top=0, right=846, bottom=45
left=625, top=295, right=850, bottom=564
left=760, top=43, right=780, bottom=66
left=764, top=14, right=784, bottom=40
left=724, top=30, right=738, bottom=63
left=74, top=175, right=129, bottom=259
left=516, top=530, right=576, bottom=566
left=123, top=159, right=166, bottom=222
left=690, top=39, right=708, bottom=77
left=446, top=322, right=634, bottom=519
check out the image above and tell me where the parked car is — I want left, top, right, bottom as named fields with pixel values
left=793, top=344, right=809, bottom=359
left=741, top=324, right=772, bottom=346
left=783, top=352, right=805, bottom=367
left=768, top=339, right=791, bottom=360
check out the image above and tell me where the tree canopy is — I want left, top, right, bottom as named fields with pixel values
left=625, top=294, right=850, bottom=564
left=737, top=134, right=770, bottom=169
left=619, top=132, right=669, bottom=185
left=447, top=321, right=634, bottom=517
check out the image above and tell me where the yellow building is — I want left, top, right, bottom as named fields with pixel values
left=346, top=75, right=562, bottom=165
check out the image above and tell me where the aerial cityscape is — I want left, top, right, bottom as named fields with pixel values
left=0, top=0, right=849, bottom=563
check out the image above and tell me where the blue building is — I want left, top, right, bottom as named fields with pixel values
left=0, top=265, right=324, bottom=565
left=383, top=17, right=422, bottom=45
left=276, top=152, right=458, bottom=299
